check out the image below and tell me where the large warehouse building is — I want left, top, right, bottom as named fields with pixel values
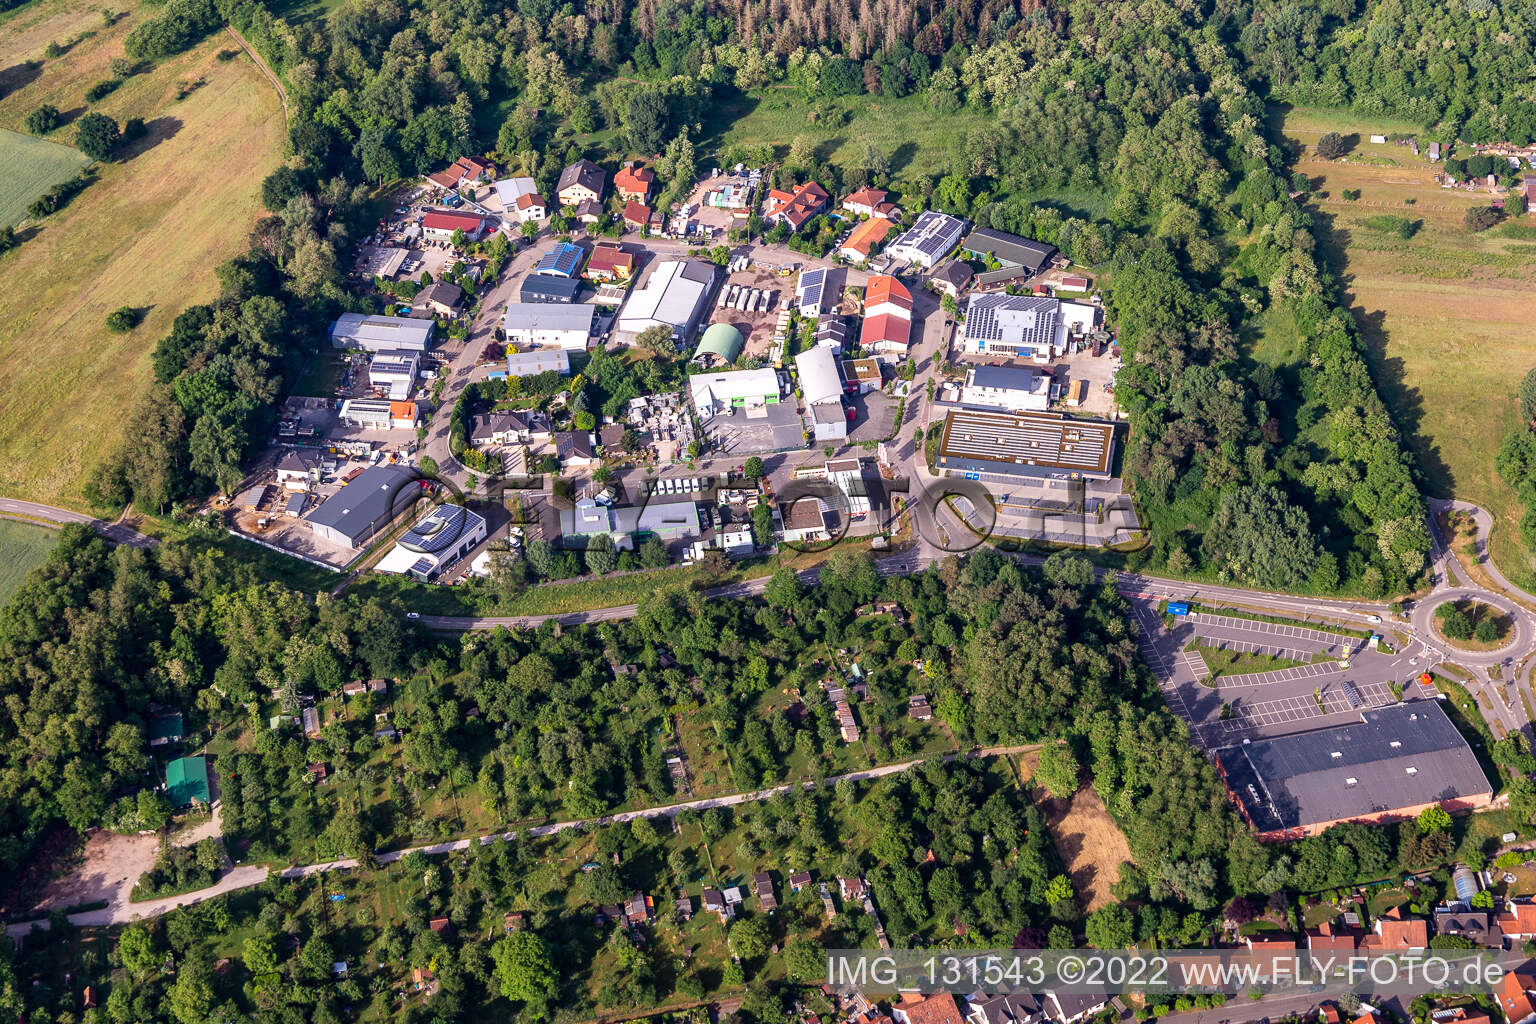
left=304, top=464, right=423, bottom=549
left=616, top=260, right=718, bottom=343
left=330, top=313, right=434, bottom=353
left=1214, top=703, right=1494, bottom=841
left=956, top=294, right=1098, bottom=363
left=935, top=408, right=1116, bottom=482
left=690, top=367, right=781, bottom=419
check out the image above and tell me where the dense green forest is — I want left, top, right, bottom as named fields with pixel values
left=0, top=526, right=419, bottom=869
left=6, top=532, right=1536, bottom=1021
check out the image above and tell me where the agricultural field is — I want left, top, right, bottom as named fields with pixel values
left=1269, top=105, right=1536, bottom=588
left=0, top=0, right=284, bottom=507
left=0, top=518, right=58, bottom=605
left=0, top=128, right=88, bottom=226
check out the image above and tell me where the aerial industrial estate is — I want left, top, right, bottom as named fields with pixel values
left=4, top=1, right=1536, bottom=1023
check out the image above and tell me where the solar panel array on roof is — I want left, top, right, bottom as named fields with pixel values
left=535, top=243, right=584, bottom=277
left=889, top=210, right=967, bottom=263
left=962, top=294, right=1061, bottom=353
left=797, top=267, right=827, bottom=313
left=937, top=408, right=1114, bottom=477
left=397, top=503, right=486, bottom=555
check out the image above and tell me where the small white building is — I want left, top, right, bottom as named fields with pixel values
left=960, top=365, right=1051, bottom=412
left=275, top=449, right=321, bottom=492
left=494, top=177, right=545, bottom=221
left=689, top=368, right=782, bottom=420
left=779, top=496, right=831, bottom=543
left=369, top=350, right=421, bottom=398
left=795, top=346, right=844, bottom=407
left=340, top=399, right=418, bottom=430
left=797, top=346, right=848, bottom=442
left=796, top=266, right=830, bottom=316
left=374, top=503, right=488, bottom=581
left=503, top=302, right=596, bottom=351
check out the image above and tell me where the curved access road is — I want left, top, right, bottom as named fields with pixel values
left=1430, top=497, right=1536, bottom=608
left=0, top=498, right=155, bottom=549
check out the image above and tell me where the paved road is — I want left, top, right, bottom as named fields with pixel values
left=0, top=497, right=155, bottom=549
left=1422, top=498, right=1536, bottom=737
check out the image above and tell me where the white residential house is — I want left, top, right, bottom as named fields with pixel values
left=502, top=303, right=596, bottom=351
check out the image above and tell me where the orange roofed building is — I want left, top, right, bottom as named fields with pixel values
left=862, top=275, right=914, bottom=357
left=893, top=992, right=966, bottom=1024
left=765, top=182, right=830, bottom=232
left=1499, top=899, right=1536, bottom=945
left=614, top=164, right=655, bottom=203
left=389, top=401, right=419, bottom=428
left=838, top=216, right=895, bottom=263
left=1363, top=905, right=1428, bottom=949
left=1502, top=964, right=1536, bottom=1024
left=842, top=186, right=898, bottom=218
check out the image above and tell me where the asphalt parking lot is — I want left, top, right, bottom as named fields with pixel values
left=846, top=391, right=897, bottom=444
left=1129, top=600, right=1434, bottom=746
left=702, top=403, right=806, bottom=456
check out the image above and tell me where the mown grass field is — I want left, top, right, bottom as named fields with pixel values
left=0, top=0, right=284, bottom=507
left=0, top=128, right=88, bottom=226
left=702, top=88, right=989, bottom=177
left=1269, top=105, right=1536, bottom=588
left=0, top=519, right=58, bottom=606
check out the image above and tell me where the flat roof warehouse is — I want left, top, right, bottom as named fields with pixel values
left=1215, top=702, right=1493, bottom=839
left=936, top=408, right=1115, bottom=479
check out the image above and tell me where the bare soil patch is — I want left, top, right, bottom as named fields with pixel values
left=1019, top=751, right=1134, bottom=910
left=27, top=830, right=159, bottom=915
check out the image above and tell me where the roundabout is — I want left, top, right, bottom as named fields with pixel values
left=1409, top=586, right=1530, bottom=666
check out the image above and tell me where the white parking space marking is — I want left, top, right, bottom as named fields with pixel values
left=1194, top=613, right=1368, bottom=648
left=1216, top=660, right=1342, bottom=689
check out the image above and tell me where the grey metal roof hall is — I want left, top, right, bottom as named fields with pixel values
left=503, top=302, right=596, bottom=332
left=1215, top=702, right=1493, bottom=834
left=304, top=464, right=423, bottom=548
left=329, top=313, right=434, bottom=352
left=520, top=276, right=581, bottom=303
left=961, top=227, right=1059, bottom=272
